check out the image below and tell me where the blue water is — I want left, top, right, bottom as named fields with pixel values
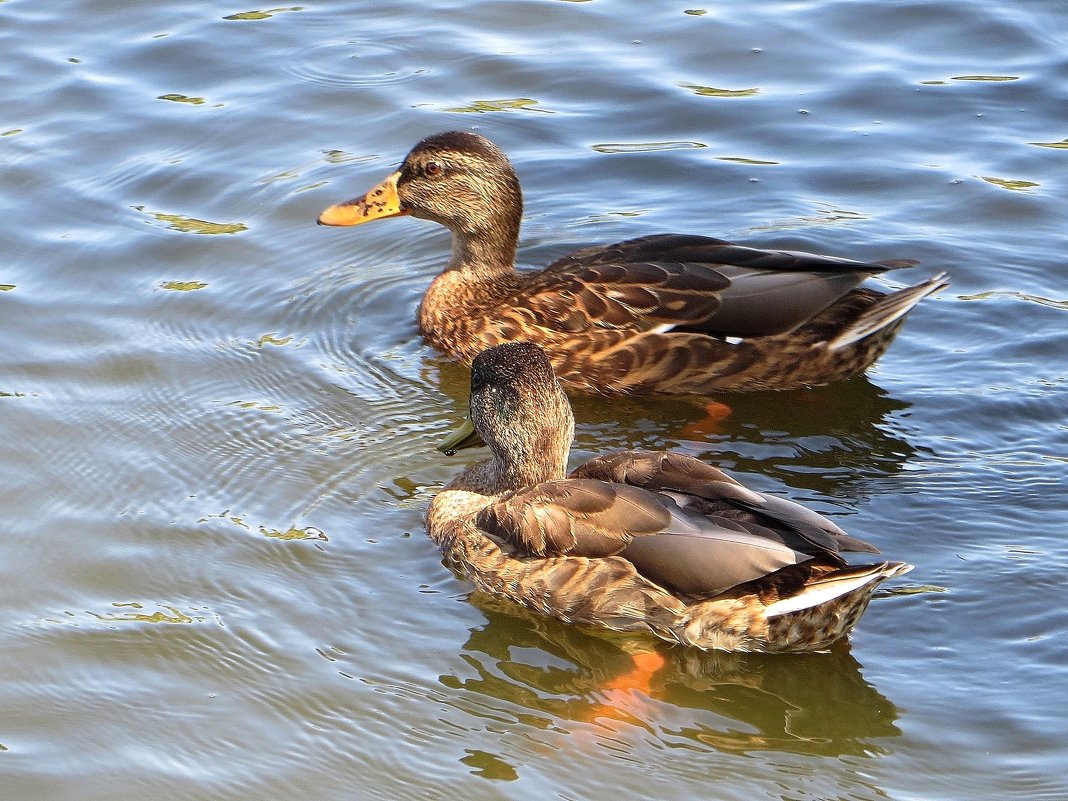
left=2, top=1, right=1067, bottom=799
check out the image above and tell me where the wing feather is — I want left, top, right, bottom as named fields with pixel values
left=521, top=233, right=907, bottom=338
left=571, top=450, right=879, bottom=557
left=477, top=450, right=881, bottom=601
left=475, top=479, right=671, bottom=557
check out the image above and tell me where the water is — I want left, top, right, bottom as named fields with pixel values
left=2, top=1, right=1067, bottom=799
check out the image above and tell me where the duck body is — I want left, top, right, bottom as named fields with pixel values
left=321, top=131, right=948, bottom=395
left=427, top=342, right=912, bottom=653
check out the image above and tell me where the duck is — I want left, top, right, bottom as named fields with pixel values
left=425, top=341, right=913, bottom=653
left=319, top=130, right=948, bottom=395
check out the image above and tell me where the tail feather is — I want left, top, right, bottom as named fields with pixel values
left=828, top=273, right=949, bottom=350
left=763, top=561, right=913, bottom=618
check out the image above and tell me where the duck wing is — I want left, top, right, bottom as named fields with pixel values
left=475, top=477, right=817, bottom=598
left=531, top=234, right=906, bottom=338
left=521, top=247, right=729, bottom=333
left=476, top=479, right=671, bottom=558
left=571, top=450, right=880, bottom=558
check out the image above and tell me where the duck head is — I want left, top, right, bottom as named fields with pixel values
left=319, top=131, right=523, bottom=267
left=440, top=342, right=574, bottom=489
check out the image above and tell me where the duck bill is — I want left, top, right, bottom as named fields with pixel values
left=317, top=171, right=409, bottom=226
left=437, top=417, right=485, bottom=455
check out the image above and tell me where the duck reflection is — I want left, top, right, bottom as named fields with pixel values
left=430, top=356, right=919, bottom=505
left=440, top=591, right=901, bottom=759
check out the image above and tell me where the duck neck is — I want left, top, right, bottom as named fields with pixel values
left=418, top=223, right=522, bottom=347
left=448, top=443, right=566, bottom=498
left=495, top=456, right=563, bottom=492
left=446, top=216, right=521, bottom=285
left=491, top=423, right=571, bottom=492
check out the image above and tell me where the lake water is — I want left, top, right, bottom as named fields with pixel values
left=2, top=1, right=1067, bottom=799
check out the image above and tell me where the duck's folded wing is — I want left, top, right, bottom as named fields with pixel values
left=474, top=476, right=814, bottom=598
left=619, top=526, right=813, bottom=598
left=560, top=234, right=906, bottom=275
left=537, top=234, right=899, bottom=337
left=730, top=491, right=880, bottom=555
left=475, top=478, right=672, bottom=557
left=571, top=450, right=759, bottom=503
left=523, top=256, right=728, bottom=332
left=571, top=450, right=880, bottom=557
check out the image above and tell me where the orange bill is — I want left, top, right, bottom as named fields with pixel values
left=317, top=171, right=408, bottom=226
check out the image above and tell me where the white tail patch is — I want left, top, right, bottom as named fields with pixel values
left=764, top=563, right=913, bottom=618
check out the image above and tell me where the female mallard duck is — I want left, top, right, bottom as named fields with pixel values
left=426, top=341, right=912, bottom=653
left=320, top=131, right=947, bottom=395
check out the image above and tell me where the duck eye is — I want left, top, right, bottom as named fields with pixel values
left=425, top=161, right=443, bottom=177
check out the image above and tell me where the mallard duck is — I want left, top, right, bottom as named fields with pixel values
left=319, top=131, right=948, bottom=395
left=426, top=341, right=912, bottom=653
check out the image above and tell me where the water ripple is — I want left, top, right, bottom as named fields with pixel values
left=3, top=0, right=1068, bottom=799
left=284, top=38, right=428, bottom=88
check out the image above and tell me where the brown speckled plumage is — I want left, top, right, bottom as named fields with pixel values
left=320, top=131, right=948, bottom=395
left=425, top=342, right=913, bottom=653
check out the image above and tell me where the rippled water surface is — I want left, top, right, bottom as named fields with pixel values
left=3, top=1, right=1067, bottom=799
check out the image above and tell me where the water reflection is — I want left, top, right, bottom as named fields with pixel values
left=442, top=593, right=901, bottom=759
left=662, top=646, right=900, bottom=757
left=671, top=378, right=923, bottom=504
